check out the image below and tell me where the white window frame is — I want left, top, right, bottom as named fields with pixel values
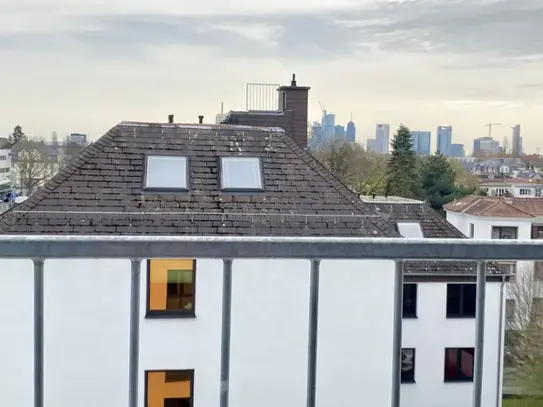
left=220, top=157, right=264, bottom=192
left=144, top=155, right=189, bottom=191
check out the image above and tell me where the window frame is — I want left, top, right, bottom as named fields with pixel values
left=143, top=154, right=190, bottom=192
left=401, top=348, right=416, bottom=383
left=444, top=348, right=475, bottom=382
left=145, top=369, right=195, bottom=407
left=491, top=226, right=518, bottom=239
left=146, top=259, right=197, bottom=319
left=469, top=223, right=474, bottom=238
left=446, top=283, right=476, bottom=318
left=219, top=156, right=265, bottom=193
left=403, top=283, right=417, bottom=318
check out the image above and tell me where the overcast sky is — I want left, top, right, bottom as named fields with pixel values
left=1, top=0, right=542, bottom=153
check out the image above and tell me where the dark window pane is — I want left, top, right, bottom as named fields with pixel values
left=444, top=348, right=474, bottom=382
left=403, top=284, right=417, bottom=317
left=459, top=349, right=474, bottom=378
left=446, top=285, right=461, bottom=316
left=444, top=348, right=458, bottom=380
left=462, top=284, right=476, bottom=316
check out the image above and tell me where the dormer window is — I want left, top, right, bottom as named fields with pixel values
left=397, top=222, right=424, bottom=238
left=220, top=157, right=264, bottom=192
left=144, top=155, right=188, bottom=191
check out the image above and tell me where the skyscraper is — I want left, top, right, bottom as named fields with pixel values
left=322, top=113, right=336, bottom=142
left=512, top=124, right=523, bottom=156
left=410, top=131, right=431, bottom=155
left=346, top=120, right=356, bottom=143
left=437, top=126, right=452, bottom=156
left=375, top=124, right=390, bottom=154
left=334, top=125, right=345, bottom=138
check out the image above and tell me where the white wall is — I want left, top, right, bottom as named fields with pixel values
left=0, top=258, right=504, bottom=407
left=402, top=282, right=505, bottom=407
left=446, top=212, right=532, bottom=241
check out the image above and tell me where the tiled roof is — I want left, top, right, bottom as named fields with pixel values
left=0, top=122, right=398, bottom=237
left=363, top=198, right=504, bottom=275
left=444, top=195, right=540, bottom=218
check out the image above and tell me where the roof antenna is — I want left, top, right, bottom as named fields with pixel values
left=291, top=74, right=297, bottom=87
left=168, top=114, right=174, bottom=124
left=198, top=115, right=204, bottom=124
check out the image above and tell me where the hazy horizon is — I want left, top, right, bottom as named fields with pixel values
left=2, top=0, right=542, bottom=153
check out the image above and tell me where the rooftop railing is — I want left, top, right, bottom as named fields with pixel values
left=245, top=83, right=280, bottom=111
left=4, top=235, right=543, bottom=407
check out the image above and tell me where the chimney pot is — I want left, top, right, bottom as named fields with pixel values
left=291, top=74, right=297, bottom=87
left=198, top=115, right=204, bottom=124
left=168, top=114, right=174, bottom=124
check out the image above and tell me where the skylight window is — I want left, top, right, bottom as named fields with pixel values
left=144, top=156, right=188, bottom=190
left=397, top=222, right=424, bottom=238
left=220, top=157, right=264, bottom=191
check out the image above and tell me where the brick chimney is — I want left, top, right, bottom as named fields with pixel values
left=278, top=74, right=310, bottom=148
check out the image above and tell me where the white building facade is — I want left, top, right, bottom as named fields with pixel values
left=0, top=120, right=510, bottom=407
left=0, top=257, right=506, bottom=407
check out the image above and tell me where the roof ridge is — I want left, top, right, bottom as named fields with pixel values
left=279, top=135, right=398, bottom=237
left=0, top=127, right=119, bottom=232
left=461, top=196, right=485, bottom=214
left=500, top=200, right=535, bottom=217
left=475, top=199, right=500, bottom=216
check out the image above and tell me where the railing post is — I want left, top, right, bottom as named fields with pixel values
left=33, top=259, right=44, bottom=407
left=128, top=259, right=142, bottom=407
left=306, top=259, right=321, bottom=407
left=391, top=260, right=404, bottom=407
left=473, top=261, right=487, bottom=407
left=220, top=259, right=233, bottom=407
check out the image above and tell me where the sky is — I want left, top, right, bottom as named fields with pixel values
left=1, top=0, right=543, bottom=154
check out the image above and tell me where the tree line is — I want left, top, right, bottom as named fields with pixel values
left=312, top=124, right=479, bottom=212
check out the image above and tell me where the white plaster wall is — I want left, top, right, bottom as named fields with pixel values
left=317, top=259, right=395, bottom=407
left=0, top=258, right=504, bottom=407
left=0, top=260, right=33, bottom=407
left=402, top=282, right=505, bottom=407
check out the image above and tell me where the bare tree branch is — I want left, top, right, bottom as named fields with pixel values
left=11, top=140, right=57, bottom=195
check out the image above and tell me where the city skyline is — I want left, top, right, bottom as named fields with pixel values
left=1, top=0, right=543, bottom=153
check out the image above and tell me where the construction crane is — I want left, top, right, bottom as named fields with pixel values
left=318, top=101, right=326, bottom=123
left=485, top=122, right=502, bottom=138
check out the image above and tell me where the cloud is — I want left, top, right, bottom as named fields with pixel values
left=0, top=0, right=542, bottom=64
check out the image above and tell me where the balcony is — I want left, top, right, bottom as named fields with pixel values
left=4, top=235, right=543, bottom=407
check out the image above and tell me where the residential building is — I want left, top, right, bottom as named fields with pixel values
left=445, top=196, right=543, bottom=341
left=479, top=178, right=543, bottom=198
left=68, top=133, right=87, bottom=146
left=450, top=144, right=465, bottom=158
left=9, top=141, right=59, bottom=195
left=346, top=120, right=356, bottom=143
left=410, top=131, right=431, bottom=155
left=511, top=125, right=523, bottom=157
left=367, top=138, right=376, bottom=152
left=0, top=148, right=12, bottom=195
left=437, top=126, right=452, bottom=156
left=0, top=117, right=508, bottom=407
left=376, top=124, right=390, bottom=154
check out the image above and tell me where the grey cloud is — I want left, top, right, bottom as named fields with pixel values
left=0, top=0, right=542, bottom=63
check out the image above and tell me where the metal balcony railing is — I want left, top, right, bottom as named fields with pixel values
left=245, top=83, right=280, bottom=111
left=4, top=235, right=543, bottom=407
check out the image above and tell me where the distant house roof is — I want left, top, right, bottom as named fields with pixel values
left=444, top=195, right=543, bottom=218
left=361, top=196, right=504, bottom=276
left=0, top=122, right=398, bottom=237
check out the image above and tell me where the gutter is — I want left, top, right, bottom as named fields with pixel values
left=496, top=277, right=506, bottom=407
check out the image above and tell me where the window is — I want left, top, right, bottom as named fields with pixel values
left=403, top=284, right=417, bottom=318
left=446, top=284, right=476, bottom=318
left=146, top=370, right=193, bottom=407
left=469, top=223, right=474, bottom=238
left=444, top=348, right=474, bottom=382
left=491, top=226, right=517, bottom=239
left=506, top=299, right=516, bottom=321
left=147, top=259, right=196, bottom=318
left=220, top=157, right=263, bottom=191
left=534, top=262, right=543, bottom=281
left=401, top=348, right=416, bottom=383
left=532, top=226, right=543, bottom=239
left=519, top=188, right=532, bottom=196
left=144, top=155, right=188, bottom=190
left=532, top=298, right=543, bottom=321
left=396, top=222, right=424, bottom=238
